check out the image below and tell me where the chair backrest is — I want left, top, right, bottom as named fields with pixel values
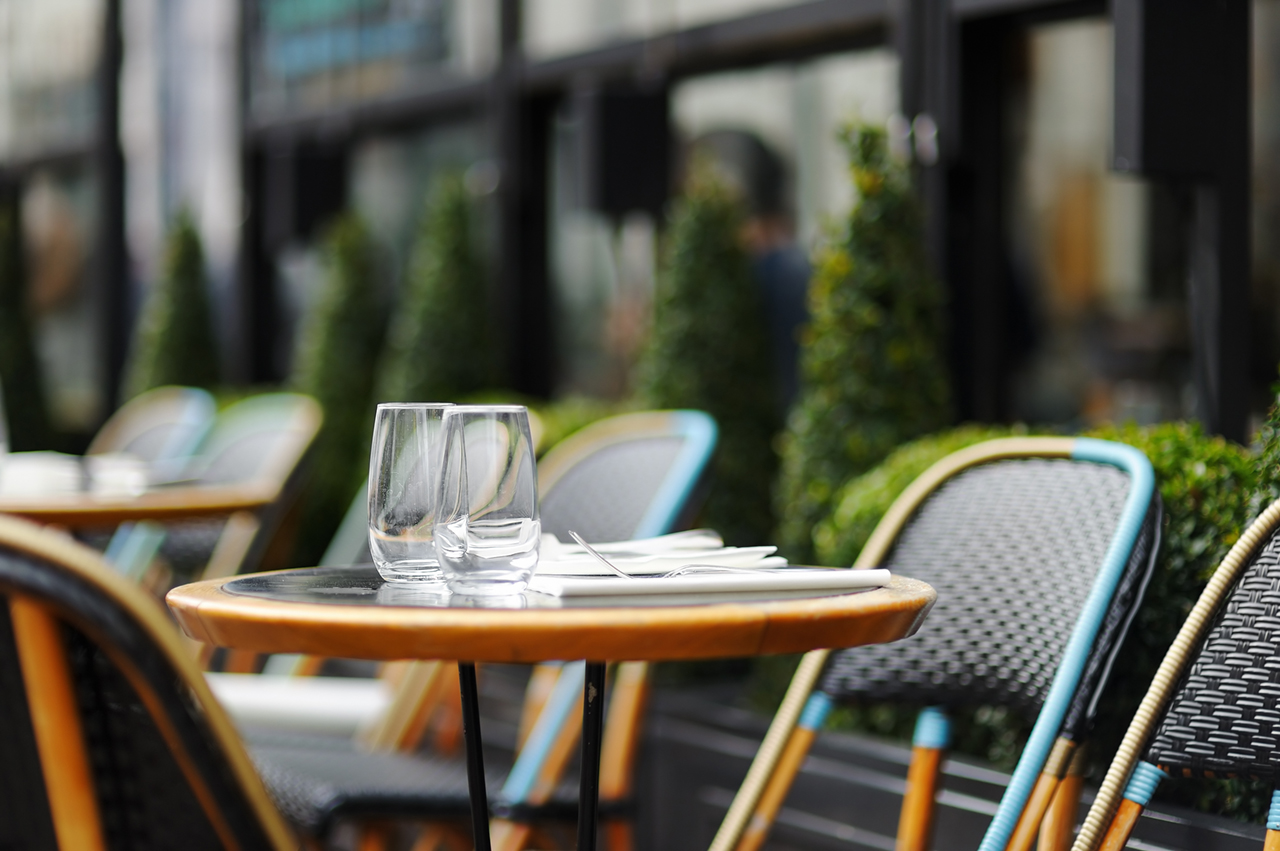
left=87, top=386, right=215, bottom=463
left=1142, top=519, right=1280, bottom=780
left=537, top=409, right=718, bottom=543
left=319, top=481, right=371, bottom=566
left=188, top=393, right=322, bottom=490
left=821, top=437, right=1159, bottom=849
left=0, top=515, right=293, bottom=850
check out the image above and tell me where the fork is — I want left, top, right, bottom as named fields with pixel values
left=567, top=530, right=764, bottom=579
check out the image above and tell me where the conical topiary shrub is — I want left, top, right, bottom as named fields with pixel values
left=125, top=210, right=220, bottom=398
left=291, top=214, right=387, bottom=563
left=637, top=165, right=780, bottom=546
left=775, top=125, right=951, bottom=562
left=0, top=199, right=51, bottom=450
left=379, top=173, right=493, bottom=402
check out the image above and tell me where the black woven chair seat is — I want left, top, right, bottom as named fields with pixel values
left=821, top=458, right=1136, bottom=716
left=250, top=733, right=629, bottom=837
left=251, top=742, right=500, bottom=835
left=1146, top=526, right=1280, bottom=780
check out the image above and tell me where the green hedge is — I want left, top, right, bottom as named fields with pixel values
left=637, top=165, right=779, bottom=546
left=775, top=125, right=951, bottom=562
left=125, top=211, right=220, bottom=399
left=291, top=214, right=387, bottom=565
left=814, top=424, right=1026, bottom=567
left=378, top=174, right=494, bottom=403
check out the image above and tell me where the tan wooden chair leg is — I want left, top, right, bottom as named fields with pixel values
left=432, top=664, right=464, bottom=754
left=896, top=744, right=946, bottom=851
left=604, top=818, right=636, bottom=851
left=357, top=821, right=393, bottom=851
left=1098, top=798, right=1144, bottom=851
left=1038, top=745, right=1087, bottom=851
left=518, top=663, right=565, bottom=750
left=491, top=819, right=535, bottom=851
left=600, top=662, right=650, bottom=802
left=10, top=595, right=108, bottom=851
left=222, top=648, right=261, bottom=674
left=1006, top=738, right=1078, bottom=851
left=735, top=720, right=821, bottom=851
left=359, top=660, right=446, bottom=751
left=1096, top=760, right=1166, bottom=851
left=889, top=706, right=952, bottom=851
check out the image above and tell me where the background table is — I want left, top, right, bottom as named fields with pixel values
left=167, top=565, right=936, bottom=850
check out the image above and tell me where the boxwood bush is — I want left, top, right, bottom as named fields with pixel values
left=775, top=125, right=951, bottom=563
left=637, top=165, right=779, bottom=546
left=124, top=210, right=220, bottom=399
left=291, top=214, right=388, bottom=564
left=378, top=173, right=494, bottom=403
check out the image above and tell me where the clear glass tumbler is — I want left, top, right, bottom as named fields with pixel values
left=368, top=402, right=452, bottom=584
left=433, top=405, right=540, bottom=595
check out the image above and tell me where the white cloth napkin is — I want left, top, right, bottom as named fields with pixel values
left=537, top=530, right=785, bottom=577
left=528, top=568, right=891, bottom=598
left=529, top=531, right=891, bottom=597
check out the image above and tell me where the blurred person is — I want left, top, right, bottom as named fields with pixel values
left=689, top=131, right=810, bottom=412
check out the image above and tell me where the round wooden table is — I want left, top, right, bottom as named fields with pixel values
left=167, top=565, right=936, bottom=851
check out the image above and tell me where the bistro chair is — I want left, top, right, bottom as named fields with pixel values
left=243, top=409, right=718, bottom=849
left=0, top=513, right=296, bottom=851
left=711, top=436, right=1161, bottom=851
left=1072, top=498, right=1280, bottom=851
left=69, top=385, right=215, bottom=567
left=110, top=392, right=323, bottom=589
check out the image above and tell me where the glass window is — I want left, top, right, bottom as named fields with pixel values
left=0, top=0, right=102, bottom=161
left=522, top=0, right=809, bottom=61
left=245, top=0, right=497, bottom=120
left=1005, top=17, right=1188, bottom=426
left=23, top=167, right=103, bottom=433
left=548, top=47, right=898, bottom=399
left=1254, top=0, right=1280, bottom=408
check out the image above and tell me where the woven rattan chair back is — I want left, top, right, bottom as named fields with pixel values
left=713, top=437, right=1159, bottom=851
left=1071, top=500, right=1280, bottom=851
left=536, top=409, right=717, bottom=544
left=822, top=456, right=1160, bottom=727
left=0, top=515, right=293, bottom=851
left=86, top=386, right=215, bottom=464
left=1145, top=523, right=1280, bottom=780
left=155, top=394, right=322, bottom=582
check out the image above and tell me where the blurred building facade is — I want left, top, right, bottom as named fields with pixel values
left=0, top=0, right=1272, bottom=443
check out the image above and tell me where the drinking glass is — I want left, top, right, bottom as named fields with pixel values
left=368, top=403, right=452, bottom=584
left=433, top=405, right=540, bottom=595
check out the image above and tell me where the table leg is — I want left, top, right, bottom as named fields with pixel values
left=578, top=661, right=607, bottom=851
left=458, top=662, right=491, bottom=851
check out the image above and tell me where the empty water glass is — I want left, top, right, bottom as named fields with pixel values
left=368, top=402, right=452, bottom=584
left=433, top=405, right=540, bottom=595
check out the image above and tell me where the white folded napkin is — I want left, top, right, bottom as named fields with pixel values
left=528, top=567, right=891, bottom=598
left=537, top=530, right=785, bottom=577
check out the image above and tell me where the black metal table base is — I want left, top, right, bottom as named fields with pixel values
left=578, top=662, right=607, bottom=851
left=457, top=660, right=610, bottom=851
left=458, top=662, right=491, bottom=851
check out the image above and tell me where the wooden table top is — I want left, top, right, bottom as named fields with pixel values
left=166, top=565, right=936, bottom=663
left=0, top=483, right=277, bottom=526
